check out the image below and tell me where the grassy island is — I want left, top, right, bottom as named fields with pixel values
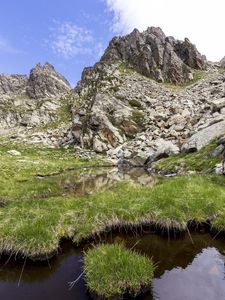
left=84, top=244, right=155, bottom=299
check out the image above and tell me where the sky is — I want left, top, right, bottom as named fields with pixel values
left=0, top=0, right=225, bottom=86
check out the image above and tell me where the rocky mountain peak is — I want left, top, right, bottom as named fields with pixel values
left=70, top=27, right=225, bottom=165
left=100, top=26, right=207, bottom=84
left=26, top=62, right=71, bottom=99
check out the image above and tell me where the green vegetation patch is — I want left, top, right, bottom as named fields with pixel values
left=84, top=244, right=155, bottom=299
left=0, top=174, right=225, bottom=258
left=119, top=62, right=136, bottom=74
left=154, top=141, right=221, bottom=173
left=131, top=109, right=145, bottom=128
left=0, top=139, right=105, bottom=203
left=128, top=99, right=142, bottom=108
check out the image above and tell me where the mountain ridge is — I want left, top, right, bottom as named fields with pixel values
left=0, top=26, right=225, bottom=172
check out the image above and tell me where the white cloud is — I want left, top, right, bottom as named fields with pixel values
left=104, top=0, right=225, bottom=61
left=50, top=22, right=104, bottom=60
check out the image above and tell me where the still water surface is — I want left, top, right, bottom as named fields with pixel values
left=0, top=232, right=225, bottom=300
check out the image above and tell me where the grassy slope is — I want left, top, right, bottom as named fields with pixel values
left=0, top=174, right=225, bottom=258
left=84, top=244, right=155, bottom=298
left=154, top=141, right=221, bottom=173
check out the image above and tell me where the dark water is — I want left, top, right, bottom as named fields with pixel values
left=1, top=168, right=225, bottom=299
left=0, top=232, right=225, bottom=300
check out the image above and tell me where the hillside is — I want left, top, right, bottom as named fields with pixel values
left=0, top=27, right=225, bottom=173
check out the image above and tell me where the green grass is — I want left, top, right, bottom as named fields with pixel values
left=84, top=244, right=155, bottom=298
left=154, top=141, right=221, bottom=173
left=129, top=99, right=142, bottom=108
left=0, top=139, right=105, bottom=203
left=131, top=110, right=146, bottom=128
left=0, top=174, right=225, bottom=258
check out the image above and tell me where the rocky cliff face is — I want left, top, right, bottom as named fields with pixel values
left=0, top=63, right=72, bottom=134
left=72, top=60, right=225, bottom=164
left=220, top=57, right=225, bottom=68
left=0, top=74, right=27, bottom=95
left=26, top=63, right=71, bottom=99
left=100, top=27, right=207, bottom=84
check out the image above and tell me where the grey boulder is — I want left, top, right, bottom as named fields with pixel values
left=182, top=120, right=225, bottom=152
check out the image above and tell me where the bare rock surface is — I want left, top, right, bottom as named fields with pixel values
left=182, top=120, right=225, bottom=152
left=0, top=74, right=27, bottom=95
left=26, top=63, right=71, bottom=99
left=220, top=57, right=225, bottom=68
left=101, top=27, right=206, bottom=84
left=0, top=63, right=72, bottom=131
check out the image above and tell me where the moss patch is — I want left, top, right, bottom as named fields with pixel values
left=84, top=244, right=155, bottom=299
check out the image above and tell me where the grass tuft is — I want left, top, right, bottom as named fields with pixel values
left=84, top=243, right=155, bottom=298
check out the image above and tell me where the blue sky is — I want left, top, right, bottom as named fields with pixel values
left=0, top=0, right=114, bottom=85
left=1, top=0, right=225, bottom=87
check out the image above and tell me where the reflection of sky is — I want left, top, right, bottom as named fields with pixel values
left=152, top=247, right=225, bottom=300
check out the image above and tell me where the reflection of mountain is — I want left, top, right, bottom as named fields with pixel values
left=56, top=167, right=159, bottom=196
left=152, top=248, right=225, bottom=300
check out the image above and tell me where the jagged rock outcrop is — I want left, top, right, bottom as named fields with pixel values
left=71, top=25, right=225, bottom=164
left=26, top=63, right=71, bottom=99
left=100, top=27, right=207, bottom=84
left=0, top=74, right=27, bottom=94
left=0, top=63, right=72, bottom=131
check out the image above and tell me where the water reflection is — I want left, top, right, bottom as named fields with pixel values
left=152, top=248, right=225, bottom=300
left=56, top=167, right=159, bottom=196
left=0, top=232, right=225, bottom=300
left=0, top=243, right=90, bottom=300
